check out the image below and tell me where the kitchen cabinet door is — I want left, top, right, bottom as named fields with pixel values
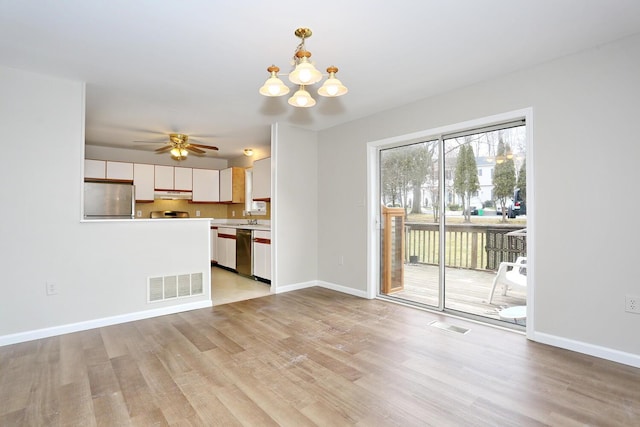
left=219, top=167, right=245, bottom=203
left=217, top=228, right=236, bottom=270
left=155, top=165, right=174, bottom=190
left=253, top=230, right=271, bottom=281
left=174, top=167, right=192, bottom=191
left=192, top=169, right=220, bottom=202
left=133, top=163, right=154, bottom=201
left=252, top=157, right=271, bottom=201
left=106, top=161, right=134, bottom=180
left=84, top=159, right=106, bottom=179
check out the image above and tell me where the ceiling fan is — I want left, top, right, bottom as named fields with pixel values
left=137, top=133, right=219, bottom=161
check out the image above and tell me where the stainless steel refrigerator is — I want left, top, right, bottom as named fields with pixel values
left=84, top=181, right=135, bottom=219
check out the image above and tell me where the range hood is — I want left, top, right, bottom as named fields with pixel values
left=154, top=190, right=192, bottom=200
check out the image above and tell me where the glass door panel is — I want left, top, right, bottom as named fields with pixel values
left=442, top=126, right=527, bottom=324
left=379, top=140, right=441, bottom=308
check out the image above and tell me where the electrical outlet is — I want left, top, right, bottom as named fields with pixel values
left=626, top=295, right=640, bottom=314
left=195, top=210, right=201, bottom=217
left=46, top=281, right=58, bottom=296
left=136, top=210, right=142, bottom=218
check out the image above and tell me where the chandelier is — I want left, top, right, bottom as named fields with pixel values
left=259, top=28, right=348, bottom=108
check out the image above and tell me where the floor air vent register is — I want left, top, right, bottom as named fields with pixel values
left=429, top=320, right=470, bottom=334
left=148, top=272, right=204, bottom=302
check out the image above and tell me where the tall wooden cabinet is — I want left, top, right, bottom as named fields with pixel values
left=252, top=157, right=271, bottom=201
left=219, top=167, right=245, bottom=203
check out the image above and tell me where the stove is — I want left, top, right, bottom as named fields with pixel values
left=149, top=211, right=190, bottom=218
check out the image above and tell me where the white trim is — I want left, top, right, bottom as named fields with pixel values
left=532, top=331, right=640, bottom=369
left=271, top=123, right=279, bottom=293
left=317, top=281, right=370, bottom=299
left=0, top=299, right=212, bottom=347
left=366, top=144, right=380, bottom=300
left=366, top=107, right=535, bottom=333
left=274, top=280, right=318, bottom=294
left=274, top=280, right=370, bottom=299
left=523, top=108, right=535, bottom=339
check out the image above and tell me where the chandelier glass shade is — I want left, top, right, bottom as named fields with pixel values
left=289, top=55, right=323, bottom=85
left=317, top=66, right=348, bottom=97
left=288, top=86, right=316, bottom=108
left=260, top=28, right=347, bottom=107
left=259, top=66, right=290, bottom=97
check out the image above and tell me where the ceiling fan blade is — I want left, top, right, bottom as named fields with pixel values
left=186, top=146, right=206, bottom=154
left=189, top=143, right=219, bottom=150
left=155, top=145, right=173, bottom=153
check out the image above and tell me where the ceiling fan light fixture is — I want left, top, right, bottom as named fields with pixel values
left=170, top=147, right=188, bottom=159
left=260, top=27, right=347, bottom=108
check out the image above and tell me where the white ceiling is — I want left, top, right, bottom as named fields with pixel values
left=2, top=1, right=640, bottom=161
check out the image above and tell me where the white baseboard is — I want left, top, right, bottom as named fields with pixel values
left=274, top=279, right=369, bottom=299
left=316, top=280, right=369, bottom=298
left=532, top=331, right=640, bottom=368
left=274, top=280, right=319, bottom=294
left=0, top=299, right=213, bottom=347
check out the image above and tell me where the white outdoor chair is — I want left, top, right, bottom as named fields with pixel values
left=488, top=257, right=527, bottom=304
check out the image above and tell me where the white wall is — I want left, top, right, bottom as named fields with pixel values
left=317, top=34, right=640, bottom=363
left=272, top=123, right=318, bottom=290
left=0, top=66, right=211, bottom=344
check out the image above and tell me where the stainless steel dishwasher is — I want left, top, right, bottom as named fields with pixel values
left=235, top=229, right=253, bottom=278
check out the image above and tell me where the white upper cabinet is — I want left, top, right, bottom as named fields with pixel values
left=106, top=161, right=134, bottom=180
left=84, top=159, right=106, bottom=179
left=174, top=167, right=193, bottom=191
left=133, top=163, right=155, bottom=201
left=252, top=157, right=271, bottom=201
left=85, top=160, right=134, bottom=181
left=155, top=165, right=192, bottom=190
left=154, top=165, right=174, bottom=189
left=192, top=168, right=220, bottom=202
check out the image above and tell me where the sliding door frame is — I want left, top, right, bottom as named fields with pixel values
left=366, top=108, right=535, bottom=337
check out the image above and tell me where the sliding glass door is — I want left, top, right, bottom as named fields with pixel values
left=380, top=140, right=442, bottom=308
left=378, top=122, right=527, bottom=326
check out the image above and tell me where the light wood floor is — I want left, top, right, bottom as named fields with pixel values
left=1, top=287, right=638, bottom=426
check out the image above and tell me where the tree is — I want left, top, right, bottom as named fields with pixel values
left=492, top=139, right=516, bottom=221
left=516, top=158, right=526, bottom=201
left=408, top=144, right=433, bottom=214
left=380, top=143, right=433, bottom=218
left=453, top=143, right=480, bottom=222
left=380, top=149, right=408, bottom=208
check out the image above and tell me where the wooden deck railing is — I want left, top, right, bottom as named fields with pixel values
left=404, top=223, right=526, bottom=271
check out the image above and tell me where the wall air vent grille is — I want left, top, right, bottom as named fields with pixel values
left=147, top=272, right=205, bottom=303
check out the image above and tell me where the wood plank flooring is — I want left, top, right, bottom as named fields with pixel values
left=1, top=287, right=639, bottom=426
